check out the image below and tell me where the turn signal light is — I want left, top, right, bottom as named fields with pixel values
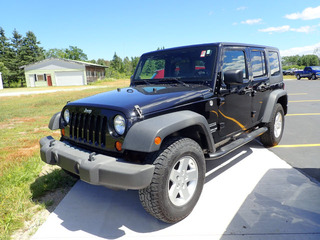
left=115, top=141, right=122, bottom=151
left=61, top=128, right=65, bottom=136
left=154, top=137, right=162, bottom=145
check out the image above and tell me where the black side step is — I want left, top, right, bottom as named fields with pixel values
left=206, top=127, right=268, bottom=160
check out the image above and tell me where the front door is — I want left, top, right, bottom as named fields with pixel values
left=47, top=75, right=52, bottom=86
left=218, top=47, right=253, bottom=137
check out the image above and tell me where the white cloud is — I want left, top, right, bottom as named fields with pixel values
left=290, top=26, right=313, bottom=33
left=241, top=18, right=262, bottom=25
left=259, top=25, right=290, bottom=33
left=280, top=42, right=320, bottom=56
left=259, top=25, right=317, bottom=34
left=285, top=6, right=320, bottom=20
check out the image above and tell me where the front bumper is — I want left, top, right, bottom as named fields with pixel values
left=40, top=136, right=155, bottom=190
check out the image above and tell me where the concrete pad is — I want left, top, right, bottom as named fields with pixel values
left=32, top=143, right=320, bottom=240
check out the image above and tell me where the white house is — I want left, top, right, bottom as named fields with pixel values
left=21, top=58, right=108, bottom=87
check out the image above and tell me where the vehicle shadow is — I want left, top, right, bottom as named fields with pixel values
left=205, top=144, right=254, bottom=184
left=30, top=168, right=78, bottom=213
left=52, top=183, right=169, bottom=239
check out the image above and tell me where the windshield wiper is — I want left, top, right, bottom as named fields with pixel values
left=133, top=79, right=151, bottom=85
left=159, top=77, right=190, bottom=87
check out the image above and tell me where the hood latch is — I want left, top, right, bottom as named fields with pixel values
left=134, top=105, right=143, bottom=119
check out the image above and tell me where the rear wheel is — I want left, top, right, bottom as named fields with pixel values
left=296, top=74, right=301, bottom=80
left=260, top=103, right=284, bottom=147
left=139, top=137, right=205, bottom=223
left=312, top=74, right=317, bottom=80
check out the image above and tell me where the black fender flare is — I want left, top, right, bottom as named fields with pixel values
left=260, top=90, right=288, bottom=123
left=48, top=112, right=61, bottom=130
left=122, top=110, right=215, bottom=153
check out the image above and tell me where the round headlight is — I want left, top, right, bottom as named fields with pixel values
left=114, top=115, right=126, bottom=135
left=64, top=109, right=70, bottom=124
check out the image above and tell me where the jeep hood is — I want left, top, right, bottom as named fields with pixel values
left=68, top=85, right=212, bottom=117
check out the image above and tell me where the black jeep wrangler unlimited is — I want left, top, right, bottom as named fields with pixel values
left=40, top=43, right=287, bottom=223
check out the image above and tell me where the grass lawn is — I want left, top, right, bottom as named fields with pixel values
left=0, top=79, right=130, bottom=239
left=283, top=75, right=297, bottom=80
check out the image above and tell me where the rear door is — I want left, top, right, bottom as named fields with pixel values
left=249, top=48, right=269, bottom=123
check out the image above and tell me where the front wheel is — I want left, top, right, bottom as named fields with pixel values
left=139, top=137, right=205, bottom=223
left=260, top=103, right=285, bottom=147
left=312, top=74, right=317, bottom=80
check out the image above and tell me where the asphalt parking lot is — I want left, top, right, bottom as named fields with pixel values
left=269, top=79, right=320, bottom=182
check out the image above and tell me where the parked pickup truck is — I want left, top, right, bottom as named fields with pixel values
left=295, top=66, right=320, bottom=80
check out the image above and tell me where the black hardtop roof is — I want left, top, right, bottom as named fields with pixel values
left=142, top=42, right=279, bottom=56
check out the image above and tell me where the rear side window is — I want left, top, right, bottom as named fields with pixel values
left=269, top=51, right=280, bottom=76
left=251, top=50, right=267, bottom=78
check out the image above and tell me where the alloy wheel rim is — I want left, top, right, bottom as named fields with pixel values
left=274, top=112, right=283, bottom=138
left=168, top=156, right=198, bottom=206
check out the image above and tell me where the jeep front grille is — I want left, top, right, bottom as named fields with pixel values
left=66, top=112, right=108, bottom=148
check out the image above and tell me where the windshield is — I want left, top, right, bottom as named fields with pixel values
left=133, top=46, right=217, bottom=83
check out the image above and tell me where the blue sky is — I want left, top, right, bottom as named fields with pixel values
left=1, top=0, right=320, bottom=60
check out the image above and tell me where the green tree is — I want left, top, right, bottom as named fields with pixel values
left=45, top=48, right=68, bottom=59
left=131, top=56, right=140, bottom=74
left=96, top=58, right=108, bottom=66
left=65, top=46, right=87, bottom=61
left=19, top=31, right=44, bottom=64
left=123, top=56, right=132, bottom=75
left=104, top=54, right=139, bottom=78
left=0, top=61, right=9, bottom=79
left=18, top=31, right=45, bottom=86
left=281, top=55, right=300, bottom=66
left=8, top=29, right=24, bottom=86
left=0, top=27, right=9, bottom=62
left=110, top=52, right=123, bottom=72
left=297, top=55, right=320, bottom=66
left=0, top=27, right=10, bottom=86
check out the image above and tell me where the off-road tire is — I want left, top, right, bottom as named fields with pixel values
left=139, top=137, right=205, bottom=223
left=260, top=103, right=284, bottom=147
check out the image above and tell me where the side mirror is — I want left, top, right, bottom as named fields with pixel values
left=224, top=70, right=243, bottom=85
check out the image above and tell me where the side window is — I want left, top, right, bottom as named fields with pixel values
left=269, top=51, right=280, bottom=76
left=223, top=49, right=248, bottom=79
left=251, top=50, right=267, bottom=78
